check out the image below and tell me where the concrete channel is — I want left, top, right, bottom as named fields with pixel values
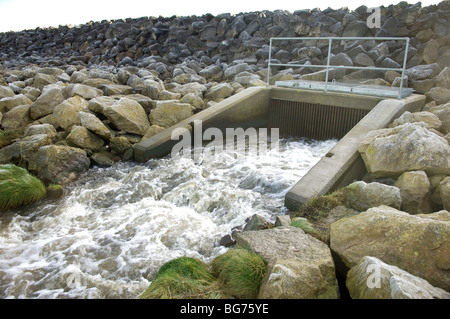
left=133, top=85, right=426, bottom=210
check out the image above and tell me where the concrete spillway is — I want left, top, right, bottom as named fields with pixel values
left=133, top=86, right=425, bottom=210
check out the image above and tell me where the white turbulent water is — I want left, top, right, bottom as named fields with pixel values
left=0, top=137, right=337, bottom=299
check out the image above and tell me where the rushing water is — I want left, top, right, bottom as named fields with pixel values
left=0, top=136, right=337, bottom=299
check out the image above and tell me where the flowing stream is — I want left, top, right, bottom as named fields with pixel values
left=0, top=136, right=337, bottom=298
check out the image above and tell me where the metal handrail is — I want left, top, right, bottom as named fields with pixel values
left=267, top=37, right=410, bottom=99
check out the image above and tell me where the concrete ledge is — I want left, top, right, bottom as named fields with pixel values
left=133, top=86, right=270, bottom=162
left=284, top=93, right=426, bottom=210
left=269, top=87, right=382, bottom=110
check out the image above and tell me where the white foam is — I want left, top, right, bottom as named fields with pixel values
left=0, top=137, right=337, bottom=298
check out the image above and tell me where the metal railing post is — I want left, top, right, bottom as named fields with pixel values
left=398, top=37, right=410, bottom=99
left=324, top=38, right=332, bottom=93
left=267, top=38, right=273, bottom=86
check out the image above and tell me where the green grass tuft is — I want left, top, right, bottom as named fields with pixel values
left=290, top=189, right=345, bottom=242
left=0, top=164, right=47, bottom=211
left=211, top=247, right=267, bottom=299
left=139, top=257, right=225, bottom=299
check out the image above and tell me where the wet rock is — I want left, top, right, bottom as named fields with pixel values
left=330, top=206, right=450, bottom=291
left=34, top=144, right=88, bottom=180
left=394, top=171, right=433, bottom=214
left=204, top=83, right=233, bottom=101
left=53, top=95, right=89, bottom=130
left=103, top=98, right=150, bottom=135
left=66, top=125, right=104, bottom=155
left=0, top=94, right=32, bottom=114
left=343, top=181, right=402, bottom=212
left=62, top=83, right=103, bottom=100
left=389, top=111, right=442, bottom=131
left=1, top=104, right=31, bottom=130
left=149, top=101, right=194, bottom=128
left=425, top=87, right=450, bottom=105
left=24, top=123, right=57, bottom=141
left=79, top=111, right=111, bottom=140
left=405, top=63, right=442, bottom=82
left=0, top=86, right=15, bottom=99
left=90, top=150, right=120, bottom=167
left=100, top=84, right=134, bottom=96
left=88, top=96, right=118, bottom=115
left=346, top=256, right=450, bottom=299
left=243, top=214, right=269, bottom=231
left=235, top=226, right=339, bottom=299
left=140, top=125, right=165, bottom=141
left=358, top=123, right=450, bottom=178
left=29, top=83, right=65, bottom=119
left=109, top=136, right=131, bottom=155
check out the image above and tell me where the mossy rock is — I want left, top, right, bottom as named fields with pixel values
left=211, top=247, right=267, bottom=299
left=0, top=164, right=46, bottom=211
left=139, top=257, right=224, bottom=299
left=46, top=184, right=63, bottom=199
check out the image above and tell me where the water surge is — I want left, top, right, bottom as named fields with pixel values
left=0, top=137, right=337, bottom=298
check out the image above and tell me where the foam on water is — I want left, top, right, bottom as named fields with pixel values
left=0, top=137, right=337, bottom=298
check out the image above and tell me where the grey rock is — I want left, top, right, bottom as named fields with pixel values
left=346, top=256, right=450, bottom=299
left=235, top=227, right=339, bottom=299
left=343, top=181, right=402, bottom=211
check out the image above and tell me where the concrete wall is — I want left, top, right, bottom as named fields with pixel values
left=133, top=86, right=426, bottom=210
left=284, top=93, right=426, bottom=210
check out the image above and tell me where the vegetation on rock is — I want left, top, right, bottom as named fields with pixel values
left=139, top=257, right=224, bottom=299
left=140, top=248, right=268, bottom=299
left=0, top=164, right=46, bottom=211
left=290, top=189, right=345, bottom=242
left=211, top=247, right=267, bottom=299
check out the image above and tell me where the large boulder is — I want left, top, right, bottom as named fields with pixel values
left=330, top=205, right=450, bottom=291
left=405, top=63, right=442, bottom=82
left=53, top=95, right=89, bottom=130
left=1, top=104, right=31, bottom=129
left=426, top=103, right=450, bottom=134
left=234, top=226, right=339, bottom=299
left=394, top=171, right=433, bottom=214
left=79, top=111, right=111, bottom=140
left=343, top=181, right=402, bottom=212
left=346, top=256, right=450, bottom=299
left=389, top=111, right=442, bottom=131
left=358, top=123, right=450, bottom=178
left=29, top=83, right=65, bottom=119
left=204, top=83, right=234, bottom=101
left=149, top=101, right=194, bottom=128
left=28, top=145, right=91, bottom=184
left=87, top=96, right=117, bottom=115
left=62, top=83, right=103, bottom=100
left=425, top=87, right=450, bottom=105
left=103, top=98, right=150, bottom=135
left=0, top=94, right=32, bottom=114
left=0, top=86, right=15, bottom=99
left=435, top=177, right=450, bottom=211
left=66, top=125, right=104, bottom=154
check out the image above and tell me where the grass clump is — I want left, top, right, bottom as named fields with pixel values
left=290, top=189, right=345, bottom=242
left=211, top=247, right=267, bottom=299
left=290, top=217, right=321, bottom=239
left=0, top=164, right=47, bottom=211
left=139, top=257, right=224, bottom=299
